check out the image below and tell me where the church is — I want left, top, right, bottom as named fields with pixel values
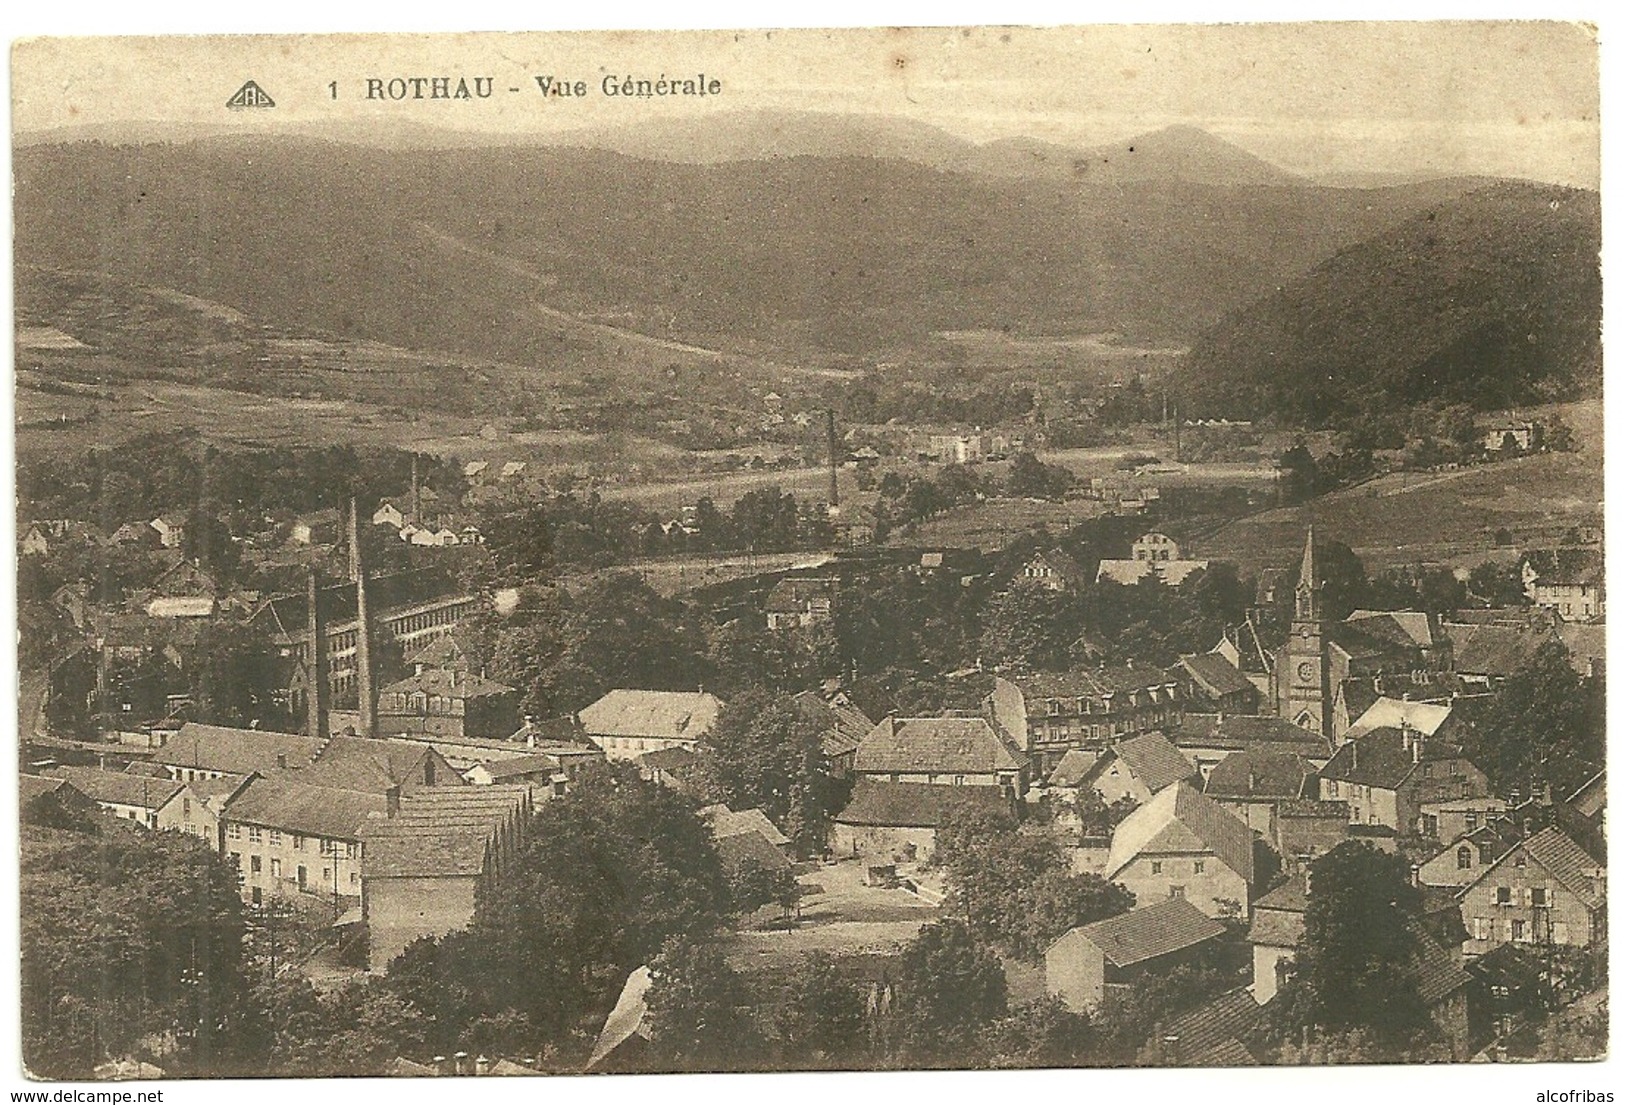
left=1273, top=529, right=1441, bottom=739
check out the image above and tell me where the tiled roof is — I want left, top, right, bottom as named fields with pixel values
left=1106, top=781, right=1255, bottom=883
left=1106, top=733, right=1197, bottom=793
left=1319, top=729, right=1466, bottom=790
left=302, top=736, right=449, bottom=794
left=382, top=668, right=514, bottom=700
left=1336, top=680, right=1382, bottom=725
left=1343, top=697, right=1454, bottom=742
left=588, top=967, right=653, bottom=1070
left=154, top=722, right=322, bottom=775
left=1204, top=750, right=1316, bottom=802
left=1096, top=559, right=1210, bottom=587
left=716, top=829, right=793, bottom=873
left=1047, top=748, right=1101, bottom=789
left=1059, top=897, right=1225, bottom=968
left=473, top=753, right=562, bottom=779
left=1015, top=665, right=1178, bottom=699
left=249, top=568, right=468, bottom=641
left=1327, top=619, right=1417, bottom=664
left=791, top=690, right=875, bottom=758
left=579, top=690, right=724, bottom=741
left=403, top=632, right=474, bottom=670
left=703, top=805, right=790, bottom=847
left=1346, top=610, right=1438, bottom=649
left=855, top=716, right=1027, bottom=776
left=1246, top=894, right=1307, bottom=949
left=45, top=766, right=183, bottom=810
left=833, top=780, right=1006, bottom=828
left=1169, top=714, right=1331, bottom=758
left=1410, top=926, right=1473, bottom=1005
left=1157, top=988, right=1266, bottom=1066
left=359, top=785, right=530, bottom=878
left=1494, top=827, right=1606, bottom=911
left=1524, top=547, right=1604, bottom=587
left=1179, top=653, right=1256, bottom=698
left=1028, top=548, right=1090, bottom=586
left=1445, top=621, right=1555, bottom=677
left=224, top=777, right=388, bottom=840
left=638, top=745, right=699, bottom=772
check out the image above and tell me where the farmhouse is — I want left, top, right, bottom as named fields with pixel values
left=1045, top=897, right=1226, bottom=1013
left=1106, top=781, right=1256, bottom=919
left=579, top=689, right=724, bottom=762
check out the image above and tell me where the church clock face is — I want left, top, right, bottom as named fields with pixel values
left=1297, top=660, right=1317, bottom=684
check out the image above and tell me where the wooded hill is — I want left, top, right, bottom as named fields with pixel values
left=1174, top=182, right=1602, bottom=425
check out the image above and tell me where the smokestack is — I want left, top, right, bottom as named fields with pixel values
left=306, top=565, right=331, bottom=742
left=826, top=409, right=840, bottom=509
left=349, top=499, right=377, bottom=739
left=411, top=453, right=421, bottom=521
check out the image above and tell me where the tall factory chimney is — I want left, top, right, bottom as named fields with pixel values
left=410, top=453, right=421, bottom=521
left=348, top=498, right=377, bottom=739
left=305, top=564, right=331, bottom=741
left=826, top=409, right=841, bottom=510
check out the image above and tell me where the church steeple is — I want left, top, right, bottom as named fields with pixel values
left=1295, top=526, right=1321, bottom=622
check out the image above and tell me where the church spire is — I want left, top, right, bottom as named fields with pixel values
left=1295, top=526, right=1321, bottom=621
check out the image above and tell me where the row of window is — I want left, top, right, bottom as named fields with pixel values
left=1149, top=859, right=1206, bottom=876
left=1470, top=916, right=1570, bottom=943
left=225, top=823, right=356, bottom=858
left=1041, top=693, right=1177, bottom=716
left=1493, top=885, right=1548, bottom=906
left=229, top=852, right=360, bottom=889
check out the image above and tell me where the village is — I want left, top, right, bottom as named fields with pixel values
left=16, top=404, right=1608, bottom=1076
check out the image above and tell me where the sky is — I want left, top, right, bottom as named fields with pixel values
left=10, top=21, right=1601, bottom=185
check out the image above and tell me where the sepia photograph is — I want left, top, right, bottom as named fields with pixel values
left=7, top=16, right=1607, bottom=1082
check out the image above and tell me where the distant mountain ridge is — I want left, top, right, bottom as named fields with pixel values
left=17, top=112, right=1303, bottom=186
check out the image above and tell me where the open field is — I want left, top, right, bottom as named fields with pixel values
left=719, top=859, right=940, bottom=972
left=1197, top=402, right=1603, bottom=572
left=890, top=496, right=1107, bottom=551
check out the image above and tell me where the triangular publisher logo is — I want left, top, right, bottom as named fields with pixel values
left=226, top=81, right=275, bottom=109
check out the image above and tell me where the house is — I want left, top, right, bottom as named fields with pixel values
left=19, top=523, right=52, bottom=556
left=1043, top=748, right=1101, bottom=793
left=304, top=734, right=463, bottom=795
left=1076, top=732, right=1197, bottom=807
left=463, top=461, right=490, bottom=479
left=500, top=461, right=527, bottom=480
left=587, top=967, right=655, bottom=1071
left=853, top=715, right=1029, bottom=797
left=790, top=688, right=875, bottom=778
left=987, top=667, right=1186, bottom=778
left=763, top=577, right=838, bottom=630
left=1095, top=557, right=1210, bottom=587
left=1522, top=548, right=1605, bottom=620
left=1271, top=799, right=1350, bottom=870
left=1457, top=827, right=1606, bottom=955
left=1167, top=713, right=1333, bottom=780
left=1202, top=749, right=1318, bottom=835
left=1020, top=548, right=1090, bottom=593
left=1341, top=696, right=1460, bottom=746
left=373, top=500, right=409, bottom=529
left=1418, top=796, right=1511, bottom=844
left=378, top=669, right=520, bottom=741
left=19, top=774, right=98, bottom=826
left=289, top=508, right=343, bottom=547
left=1417, top=818, right=1523, bottom=890
left=221, top=777, right=387, bottom=907
left=1105, top=781, right=1256, bottom=918
left=636, top=745, right=700, bottom=790
left=359, top=785, right=533, bottom=970
left=830, top=780, right=1007, bottom=863
left=702, top=804, right=792, bottom=857
left=151, top=722, right=324, bottom=781
left=1044, top=897, right=1226, bottom=1013
left=1441, top=617, right=1559, bottom=689
left=579, top=689, right=724, bottom=762
left=149, top=514, right=187, bottom=549
left=1482, top=420, right=1543, bottom=453
left=41, top=766, right=215, bottom=842
left=1177, top=652, right=1261, bottom=715
left=109, top=520, right=161, bottom=548
left=1558, top=621, right=1606, bottom=679
left=1317, top=727, right=1490, bottom=833
left=462, top=753, right=567, bottom=794
left=1247, top=877, right=1308, bottom=1003
left=1141, top=987, right=1266, bottom=1066
left=404, top=631, right=478, bottom=674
